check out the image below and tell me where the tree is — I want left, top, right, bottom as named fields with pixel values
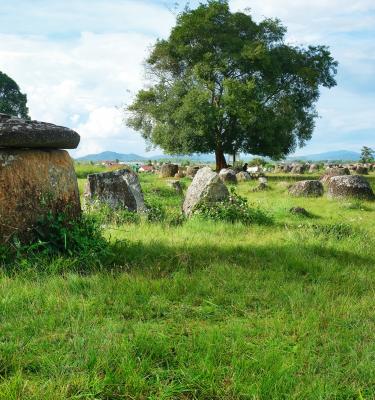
left=0, top=71, right=29, bottom=119
left=360, top=146, right=374, bottom=163
left=126, top=0, right=338, bottom=171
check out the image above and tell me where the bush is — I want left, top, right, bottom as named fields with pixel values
left=33, top=211, right=109, bottom=257
left=0, top=211, right=111, bottom=267
left=145, top=199, right=167, bottom=223
left=193, top=188, right=273, bottom=225
left=249, top=157, right=267, bottom=167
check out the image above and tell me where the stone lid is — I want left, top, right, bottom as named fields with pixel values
left=0, top=113, right=80, bottom=149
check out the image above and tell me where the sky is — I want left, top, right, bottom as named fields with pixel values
left=0, top=0, right=374, bottom=158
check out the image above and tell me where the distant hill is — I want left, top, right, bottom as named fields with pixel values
left=288, top=150, right=361, bottom=162
left=76, top=151, right=215, bottom=163
left=76, top=150, right=361, bottom=163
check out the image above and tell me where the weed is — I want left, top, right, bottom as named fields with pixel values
left=193, top=188, right=273, bottom=225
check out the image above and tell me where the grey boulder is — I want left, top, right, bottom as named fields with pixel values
left=321, top=167, right=350, bottom=183
left=85, top=169, right=146, bottom=211
left=236, top=171, right=251, bottom=181
left=219, top=168, right=237, bottom=184
left=328, top=175, right=374, bottom=200
left=289, top=180, right=324, bottom=197
left=160, top=163, right=178, bottom=178
left=0, top=113, right=80, bottom=149
left=183, top=167, right=229, bottom=215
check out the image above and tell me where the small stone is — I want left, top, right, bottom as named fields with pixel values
left=289, top=207, right=309, bottom=216
left=236, top=171, right=251, bottom=181
left=252, top=182, right=269, bottom=192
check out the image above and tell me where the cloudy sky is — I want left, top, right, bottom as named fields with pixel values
left=0, top=0, right=374, bottom=157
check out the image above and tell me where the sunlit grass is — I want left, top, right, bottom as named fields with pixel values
left=0, top=171, right=374, bottom=399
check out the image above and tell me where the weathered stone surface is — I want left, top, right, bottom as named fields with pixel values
left=160, top=163, right=178, bottom=178
left=252, top=182, right=269, bottom=192
left=0, top=149, right=81, bottom=243
left=321, top=167, right=350, bottom=183
left=288, top=180, right=324, bottom=197
left=327, top=175, right=374, bottom=200
left=355, top=166, right=369, bottom=175
left=291, top=164, right=306, bottom=174
left=309, top=164, right=319, bottom=173
left=175, top=169, right=186, bottom=178
left=183, top=167, right=229, bottom=215
left=85, top=169, right=145, bottom=211
left=167, top=179, right=183, bottom=195
left=236, top=171, right=251, bottom=181
left=0, top=113, right=80, bottom=149
left=219, top=168, right=237, bottom=184
left=186, top=166, right=200, bottom=178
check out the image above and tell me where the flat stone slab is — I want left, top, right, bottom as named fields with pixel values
left=0, top=113, right=80, bottom=149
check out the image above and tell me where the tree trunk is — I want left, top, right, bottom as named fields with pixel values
left=215, top=144, right=227, bottom=172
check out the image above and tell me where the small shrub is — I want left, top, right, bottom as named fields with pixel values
left=167, top=211, right=186, bottom=227
left=0, top=211, right=111, bottom=269
left=193, top=188, right=273, bottom=225
left=33, top=211, right=109, bottom=257
left=249, top=157, right=267, bottom=167
left=145, top=199, right=167, bottom=223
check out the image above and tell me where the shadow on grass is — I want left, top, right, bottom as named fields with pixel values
left=106, top=239, right=374, bottom=277
left=2, top=232, right=373, bottom=277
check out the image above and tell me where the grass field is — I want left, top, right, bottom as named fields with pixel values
left=1, top=170, right=375, bottom=399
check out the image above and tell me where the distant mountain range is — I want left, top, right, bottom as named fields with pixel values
left=288, top=150, right=361, bottom=162
left=76, top=151, right=216, bottom=162
left=76, top=150, right=361, bottom=163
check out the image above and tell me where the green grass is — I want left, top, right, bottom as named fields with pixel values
left=74, top=162, right=108, bottom=179
left=1, top=172, right=375, bottom=399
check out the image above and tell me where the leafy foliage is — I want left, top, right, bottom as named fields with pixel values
left=249, top=157, right=267, bottom=166
left=360, top=146, right=374, bottom=163
left=194, top=188, right=273, bottom=225
left=0, top=71, right=29, bottom=119
left=126, top=0, right=338, bottom=170
left=0, top=212, right=110, bottom=266
left=145, top=199, right=167, bottom=223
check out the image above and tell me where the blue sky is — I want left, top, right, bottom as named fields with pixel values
left=0, top=0, right=374, bottom=157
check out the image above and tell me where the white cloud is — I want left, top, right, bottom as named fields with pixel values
left=0, top=30, right=163, bottom=156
